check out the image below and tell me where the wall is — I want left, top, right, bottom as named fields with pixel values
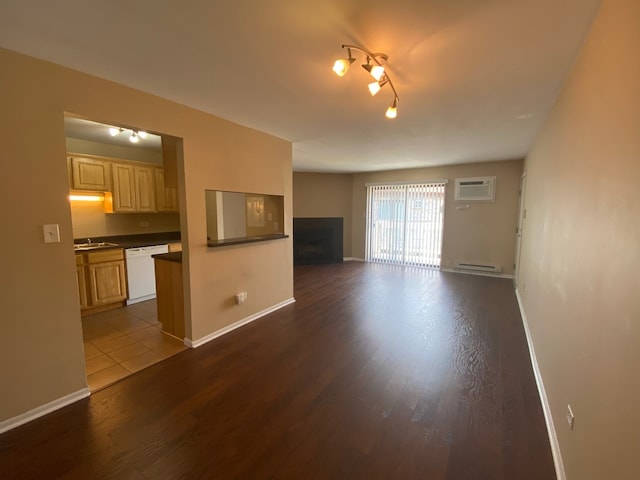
left=0, top=48, right=293, bottom=425
left=292, top=172, right=354, bottom=257
left=518, top=0, right=640, bottom=478
left=351, top=160, right=523, bottom=272
left=69, top=201, right=180, bottom=238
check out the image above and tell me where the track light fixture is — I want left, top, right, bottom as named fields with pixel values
left=107, top=126, right=148, bottom=143
left=333, top=44, right=399, bottom=119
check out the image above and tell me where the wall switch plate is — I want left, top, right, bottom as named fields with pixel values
left=566, top=404, right=575, bottom=430
left=43, top=224, right=60, bottom=243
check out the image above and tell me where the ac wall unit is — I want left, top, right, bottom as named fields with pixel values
left=454, top=176, right=496, bottom=202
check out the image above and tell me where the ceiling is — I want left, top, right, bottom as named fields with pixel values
left=0, top=0, right=601, bottom=173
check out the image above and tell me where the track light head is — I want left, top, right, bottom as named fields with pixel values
left=333, top=47, right=356, bottom=77
left=385, top=97, right=398, bottom=119
left=368, top=78, right=388, bottom=96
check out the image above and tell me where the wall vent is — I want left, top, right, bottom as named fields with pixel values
left=454, top=176, right=496, bottom=201
left=454, top=262, right=502, bottom=273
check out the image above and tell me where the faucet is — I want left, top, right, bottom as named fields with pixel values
left=87, top=238, right=92, bottom=244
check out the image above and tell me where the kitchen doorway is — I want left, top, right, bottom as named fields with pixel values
left=64, top=115, right=187, bottom=391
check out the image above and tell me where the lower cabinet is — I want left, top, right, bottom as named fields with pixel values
left=76, top=249, right=127, bottom=314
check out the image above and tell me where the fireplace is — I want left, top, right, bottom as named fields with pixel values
left=293, top=217, right=343, bottom=265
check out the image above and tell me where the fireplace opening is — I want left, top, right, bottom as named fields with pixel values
left=293, top=218, right=343, bottom=265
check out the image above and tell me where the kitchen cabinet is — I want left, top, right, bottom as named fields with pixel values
left=154, top=254, right=185, bottom=338
left=77, top=249, right=127, bottom=314
left=111, top=164, right=156, bottom=212
left=69, top=156, right=110, bottom=191
left=76, top=255, right=89, bottom=309
left=155, top=168, right=178, bottom=212
left=161, top=135, right=179, bottom=188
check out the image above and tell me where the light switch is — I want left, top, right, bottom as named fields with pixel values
left=43, top=224, right=60, bottom=243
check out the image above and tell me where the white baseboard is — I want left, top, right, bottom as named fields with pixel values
left=185, top=297, right=296, bottom=349
left=440, top=267, right=514, bottom=279
left=515, top=288, right=565, bottom=480
left=343, top=257, right=365, bottom=262
left=0, top=387, right=90, bottom=435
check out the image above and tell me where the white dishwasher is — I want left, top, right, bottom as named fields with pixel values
left=125, top=244, right=169, bottom=305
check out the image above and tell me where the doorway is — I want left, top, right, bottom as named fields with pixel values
left=64, top=115, right=187, bottom=391
left=514, top=173, right=527, bottom=288
left=365, top=182, right=446, bottom=268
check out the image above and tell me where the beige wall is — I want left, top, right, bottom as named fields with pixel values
left=69, top=201, right=180, bottom=238
left=351, top=160, right=523, bottom=273
left=518, top=0, right=640, bottom=478
left=293, top=172, right=354, bottom=257
left=0, top=48, right=292, bottom=424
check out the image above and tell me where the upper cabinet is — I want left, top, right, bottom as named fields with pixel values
left=70, top=156, right=110, bottom=191
left=67, top=153, right=176, bottom=214
left=133, top=165, right=156, bottom=212
left=161, top=136, right=179, bottom=188
left=111, top=163, right=156, bottom=213
left=155, top=168, right=178, bottom=213
left=111, top=163, right=136, bottom=212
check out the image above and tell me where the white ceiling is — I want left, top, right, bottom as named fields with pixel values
left=0, top=0, right=601, bottom=173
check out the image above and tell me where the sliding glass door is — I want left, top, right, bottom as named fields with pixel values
left=365, top=182, right=446, bottom=268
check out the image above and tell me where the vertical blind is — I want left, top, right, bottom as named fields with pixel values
left=365, top=182, right=446, bottom=268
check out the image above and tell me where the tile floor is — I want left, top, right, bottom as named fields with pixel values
left=82, top=299, right=187, bottom=391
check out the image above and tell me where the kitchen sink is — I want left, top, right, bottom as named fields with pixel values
left=74, top=242, right=120, bottom=251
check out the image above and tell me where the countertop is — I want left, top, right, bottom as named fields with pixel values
left=74, top=231, right=181, bottom=251
left=152, top=251, right=182, bottom=263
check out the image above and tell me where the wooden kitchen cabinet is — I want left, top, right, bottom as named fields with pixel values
left=134, top=166, right=156, bottom=212
left=69, top=156, right=110, bottom=191
left=111, top=163, right=156, bottom=212
left=111, top=163, right=137, bottom=212
left=77, top=249, right=127, bottom=314
left=76, top=257, right=89, bottom=310
left=154, top=168, right=178, bottom=212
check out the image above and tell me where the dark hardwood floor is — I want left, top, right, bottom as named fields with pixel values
left=0, top=262, right=555, bottom=479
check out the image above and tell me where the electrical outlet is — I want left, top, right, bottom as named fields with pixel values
left=566, top=404, right=575, bottom=430
left=140, top=221, right=150, bottom=227
left=235, top=292, right=248, bottom=304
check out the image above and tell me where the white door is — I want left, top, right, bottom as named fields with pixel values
left=514, top=173, right=526, bottom=287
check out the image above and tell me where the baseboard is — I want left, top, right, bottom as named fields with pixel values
left=515, top=288, right=566, bottom=480
left=0, top=387, right=90, bottom=435
left=185, top=297, right=296, bottom=349
left=440, top=267, right=514, bottom=279
left=343, top=257, right=365, bottom=262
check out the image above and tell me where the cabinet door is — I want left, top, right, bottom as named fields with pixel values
left=87, top=260, right=127, bottom=306
left=112, top=164, right=136, bottom=212
left=70, top=157, right=110, bottom=191
left=76, top=264, right=89, bottom=309
left=155, top=168, right=178, bottom=212
left=134, top=166, right=156, bottom=212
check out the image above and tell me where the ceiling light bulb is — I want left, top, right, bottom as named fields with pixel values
left=385, top=98, right=398, bottom=119
left=137, top=131, right=148, bottom=139
left=333, top=58, right=353, bottom=77
left=370, top=65, right=385, bottom=81
left=368, top=81, right=382, bottom=96
left=108, top=127, right=120, bottom=136
left=129, top=132, right=139, bottom=143
left=368, top=79, right=388, bottom=96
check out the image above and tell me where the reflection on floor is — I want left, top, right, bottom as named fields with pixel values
left=81, top=300, right=187, bottom=392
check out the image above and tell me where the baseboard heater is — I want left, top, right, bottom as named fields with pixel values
left=454, top=262, right=502, bottom=273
